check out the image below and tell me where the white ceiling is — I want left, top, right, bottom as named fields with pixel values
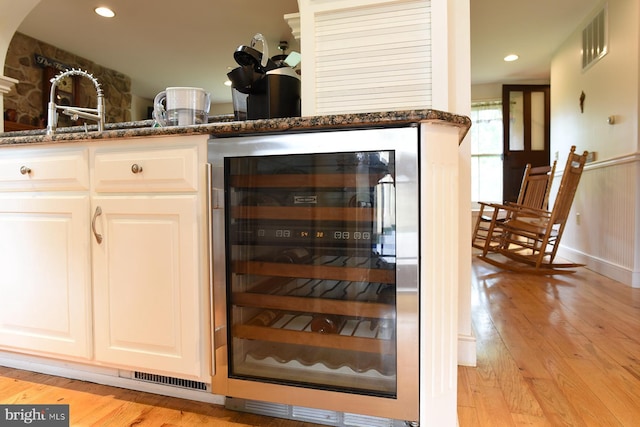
left=471, top=0, right=601, bottom=85
left=15, top=0, right=602, bottom=105
left=17, top=0, right=300, bottom=104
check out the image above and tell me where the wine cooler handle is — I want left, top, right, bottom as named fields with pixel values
left=92, top=206, right=103, bottom=244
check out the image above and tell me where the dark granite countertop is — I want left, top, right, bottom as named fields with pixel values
left=0, top=110, right=471, bottom=146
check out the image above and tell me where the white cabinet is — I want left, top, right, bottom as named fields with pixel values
left=90, top=139, right=209, bottom=379
left=91, top=196, right=202, bottom=376
left=0, top=147, right=92, bottom=359
left=0, top=136, right=210, bottom=380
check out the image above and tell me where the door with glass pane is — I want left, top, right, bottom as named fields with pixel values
left=502, top=85, right=551, bottom=203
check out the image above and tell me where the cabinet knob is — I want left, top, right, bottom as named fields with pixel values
left=131, top=163, right=143, bottom=174
left=20, top=166, right=31, bottom=175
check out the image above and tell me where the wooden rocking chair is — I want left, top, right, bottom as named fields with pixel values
left=472, top=161, right=556, bottom=253
left=478, top=146, right=588, bottom=274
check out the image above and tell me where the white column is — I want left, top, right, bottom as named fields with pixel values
left=419, top=122, right=461, bottom=427
left=429, top=0, right=475, bottom=367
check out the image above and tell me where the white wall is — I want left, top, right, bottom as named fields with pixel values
left=551, top=0, right=638, bottom=160
left=210, top=102, right=233, bottom=116
left=551, top=0, right=640, bottom=286
left=130, top=94, right=151, bottom=122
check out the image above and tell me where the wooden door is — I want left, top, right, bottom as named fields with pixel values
left=502, top=85, right=551, bottom=203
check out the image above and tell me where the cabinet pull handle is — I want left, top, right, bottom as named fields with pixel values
left=131, top=163, right=143, bottom=174
left=20, top=166, right=31, bottom=175
left=92, top=206, right=103, bottom=244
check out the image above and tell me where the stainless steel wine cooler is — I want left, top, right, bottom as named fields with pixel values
left=208, top=126, right=420, bottom=426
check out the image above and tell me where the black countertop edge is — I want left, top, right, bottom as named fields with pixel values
left=0, top=110, right=471, bottom=146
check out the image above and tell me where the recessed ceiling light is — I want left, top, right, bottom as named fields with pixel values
left=504, top=54, right=519, bottom=62
left=95, top=7, right=115, bottom=18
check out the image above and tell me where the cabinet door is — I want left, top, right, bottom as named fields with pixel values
left=0, top=195, right=91, bottom=359
left=91, top=196, right=202, bottom=378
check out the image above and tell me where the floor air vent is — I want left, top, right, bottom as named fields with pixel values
left=225, top=397, right=411, bottom=427
left=133, top=371, right=208, bottom=391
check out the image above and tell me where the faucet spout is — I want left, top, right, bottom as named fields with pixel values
left=46, top=69, right=106, bottom=135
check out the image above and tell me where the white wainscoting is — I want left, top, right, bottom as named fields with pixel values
left=556, top=153, right=640, bottom=288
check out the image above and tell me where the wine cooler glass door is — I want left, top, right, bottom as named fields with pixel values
left=226, top=149, right=408, bottom=396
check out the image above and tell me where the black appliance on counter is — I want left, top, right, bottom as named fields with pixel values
left=227, top=41, right=301, bottom=120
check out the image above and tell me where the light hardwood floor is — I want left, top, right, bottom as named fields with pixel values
left=1, top=257, right=639, bottom=426
left=459, top=256, right=640, bottom=426
left=0, top=365, right=324, bottom=426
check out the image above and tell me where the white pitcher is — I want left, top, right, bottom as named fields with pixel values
left=153, top=87, right=210, bottom=126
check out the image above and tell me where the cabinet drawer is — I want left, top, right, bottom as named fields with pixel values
left=0, top=149, right=89, bottom=191
left=93, top=146, right=199, bottom=192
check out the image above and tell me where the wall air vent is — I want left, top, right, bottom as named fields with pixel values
left=582, top=4, right=608, bottom=71
left=225, top=397, right=409, bottom=427
left=133, top=371, right=208, bottom=391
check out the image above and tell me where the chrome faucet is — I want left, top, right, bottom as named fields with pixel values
left=46, top=68, right=105, bottom=135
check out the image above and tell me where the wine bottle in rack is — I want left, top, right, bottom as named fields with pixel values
left=273, top=247, right=312, bottom=264
left=247, top=309, right=281, bottom=327
left=310, top=314, right=346, bottom=334
left=239, top=193, right=281, bottom=206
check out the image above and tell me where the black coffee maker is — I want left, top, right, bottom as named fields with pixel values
left=227, top=34, right=301, bottom=120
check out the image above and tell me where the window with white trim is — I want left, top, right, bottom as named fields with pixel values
left=471, top=102, right=503, bottom=204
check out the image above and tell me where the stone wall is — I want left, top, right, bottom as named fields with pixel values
left=3, top=32, right=131, bottom=127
